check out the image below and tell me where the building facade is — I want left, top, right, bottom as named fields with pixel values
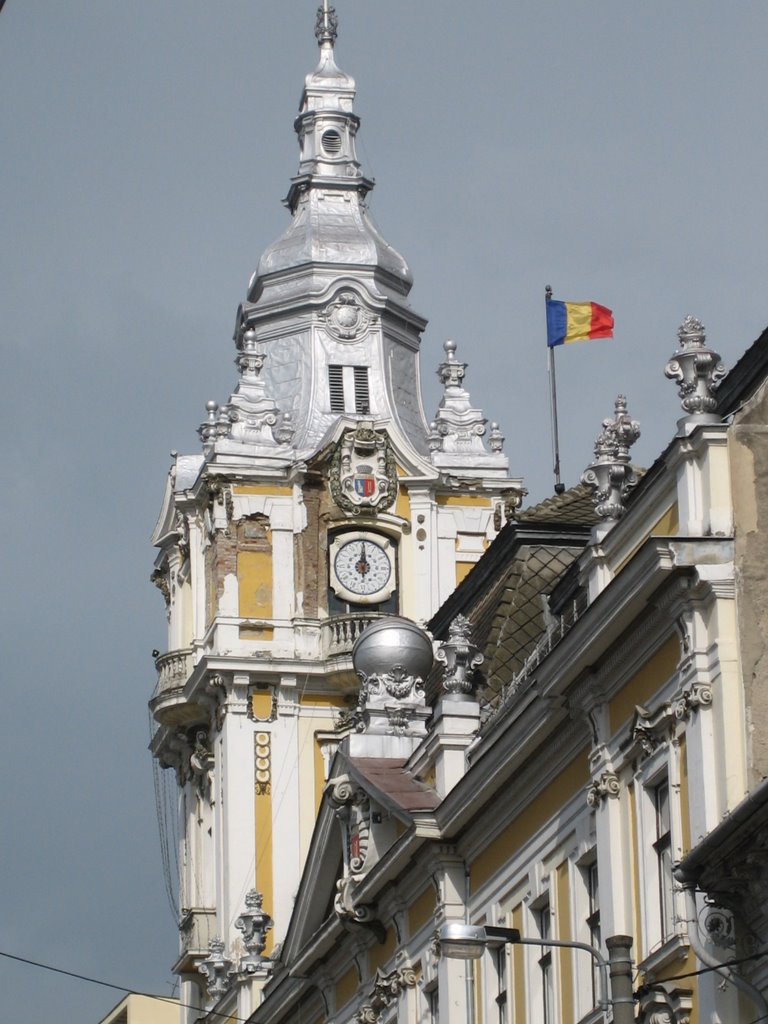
left=150, top=9, right=768, bottom=1024
left=149, top=9, right=517, bottom=1024
left=239, top=324, right=768, bottom=1024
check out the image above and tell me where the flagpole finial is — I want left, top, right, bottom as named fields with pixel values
left=315, top=1, right=338, bottom=46
left=545, top=284, right=553, bottom=302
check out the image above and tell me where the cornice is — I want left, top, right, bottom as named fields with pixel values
left=435, top=708, right=588, bottom=856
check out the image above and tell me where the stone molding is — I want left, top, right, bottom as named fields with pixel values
left=637, top=983, right=692, bottom=1024
left=353, top=966, right=418, bottom=1023
left=586, top=770, right=620, bottom=808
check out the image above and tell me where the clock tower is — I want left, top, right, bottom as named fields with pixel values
left=149, top=7, right=521, bottom=1022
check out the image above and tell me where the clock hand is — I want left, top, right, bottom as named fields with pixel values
left=355, top=542, right=370, bottom=576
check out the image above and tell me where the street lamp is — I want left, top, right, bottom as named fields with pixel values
left=439, top=923, right=634, bottom=1024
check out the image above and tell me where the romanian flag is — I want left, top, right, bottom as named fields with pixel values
left=546, top=299, right=614, bottom=348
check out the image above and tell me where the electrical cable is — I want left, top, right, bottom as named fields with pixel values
left=0, top=949, right=252, bottom=1024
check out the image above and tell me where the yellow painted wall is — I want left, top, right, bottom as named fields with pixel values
left=368, top=928, right=396, bottom=974
left=314, top=735, right=326, bottom=814
left=234, top=484, right=292, bottom=496
left=653, top=503, right=679, bottom=536
left=299, top=695, right=348, bottom=707
left=297, top=713, right=339, bottom=860
left=456, top=561, right=475, bottom=586
left=437, top=494, right=492, bottom=508
left=238, top=550, right=273, bottom=619
left=408, top=886, right=435, bottom=936
left=608, top=636, right=680, bottom=733
left=335, top=966, right=359, bottom=1010
left=613, top=502, right=680, bottom=576
left=396, top=485, right=410, bottom=520
left=470, top=750, right=590, bottom=892
left=255, top=733, right=274, bottom=955
left=251, top=690, right=274, bottom=721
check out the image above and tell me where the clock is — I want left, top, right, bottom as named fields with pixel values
left=329, top=533, right=396, bottom=604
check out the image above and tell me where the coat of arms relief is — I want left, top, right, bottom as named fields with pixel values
left=329, top=424, right=398, bottom=514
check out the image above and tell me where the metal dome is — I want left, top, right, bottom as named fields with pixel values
left=352, top=616, right=433, bottom=681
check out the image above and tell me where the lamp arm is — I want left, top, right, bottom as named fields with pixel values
left=488, top=932, right=610, bottom=1013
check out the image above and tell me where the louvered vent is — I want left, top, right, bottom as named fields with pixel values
left=322, top=129, right=343, bottom=155
left=354, top=366, right=370, bottom=414
left=328, top=365, right=345, bottom=412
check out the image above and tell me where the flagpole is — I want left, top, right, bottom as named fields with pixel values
left=546, top=285, right=565, bottom=495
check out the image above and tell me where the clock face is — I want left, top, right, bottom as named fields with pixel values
left=332, top=536, right=393, bottom=598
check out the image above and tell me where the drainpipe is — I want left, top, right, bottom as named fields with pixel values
left=674, top=869, right=768, bottom=1019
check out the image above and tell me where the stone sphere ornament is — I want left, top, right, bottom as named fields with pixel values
left=352, top=616, right=434, bottom=681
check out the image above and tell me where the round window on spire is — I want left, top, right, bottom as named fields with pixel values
left=321, top=129, right=343, bottom=155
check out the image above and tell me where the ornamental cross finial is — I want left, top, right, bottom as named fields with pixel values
left=315, top=1, right=338, bottom=46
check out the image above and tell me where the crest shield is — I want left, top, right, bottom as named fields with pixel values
left=329, top=426, right=397, bottom=514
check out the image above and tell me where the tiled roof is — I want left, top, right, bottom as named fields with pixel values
left=518, top=483, right=598, bottom=526
left=348, top=757, right=440, bottom=812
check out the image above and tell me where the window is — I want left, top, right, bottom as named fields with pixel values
left=653, top=779, right=674, bottom=940
left=494, top=945, right=508, bottom=1024
left=427, top=986, right=439, bottom=1024
left=537, top=904, right=553, bottom=1024
left=328, top=365, right=371, bottom=415
left=586, top=861, right=601, bottom=1006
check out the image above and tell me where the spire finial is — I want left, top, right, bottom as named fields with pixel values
left=315, top=1, right=338, bottom=46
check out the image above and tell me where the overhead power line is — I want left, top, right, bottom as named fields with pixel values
left=0, top=949, right=250, bottom=1023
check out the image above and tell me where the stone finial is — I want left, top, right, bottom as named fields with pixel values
left=426, top=420, right=443, bottom=452
left=198, top=400, right=220, bottom=449
left=665, top=315, right=727, bottom=423
left=199, top=937, right=233, bottom=1004
left=488, top=422, right=505, bottom=452
left=315, top=2, right=338, bottom=46
left=581, top=395, right=640, bottom=521
left=235, top=889, right=273, bottom=972
left=429, top=339, right=500, bottom=456
left=435, top=615, right=484, bottom=700
left=198, top=327, right=294, bottom=452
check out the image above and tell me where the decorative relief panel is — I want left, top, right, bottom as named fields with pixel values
left=586, top=770, right=620, bottom=808
left=319, top=290, right=376, bottom=342
left=637, top=984, right=692, bottom=1024
left=326, top=775, right=383, bottom=936
left=329, top=425, right=398, bottom=514
left=353, top=966, right=418, bottom=1024
left=254, top=732, right=271, bottom=796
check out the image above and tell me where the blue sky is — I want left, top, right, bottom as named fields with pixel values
left=3, top=3, right=768, bottom=1021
